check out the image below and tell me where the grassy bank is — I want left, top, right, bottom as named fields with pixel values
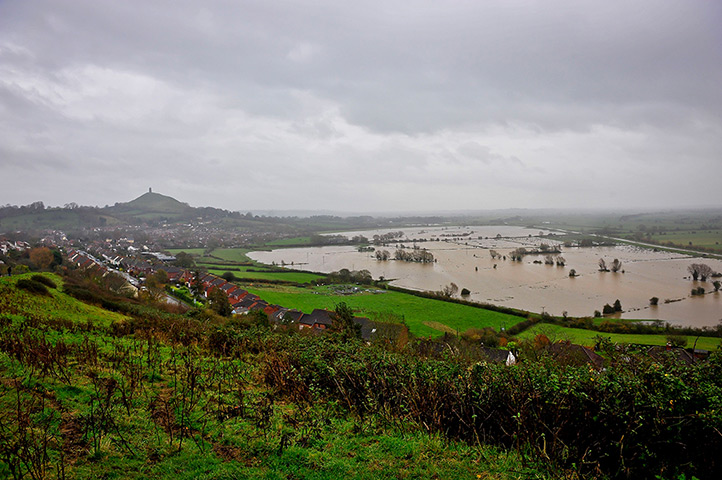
left=205, top=267, right=323, bottom=284
left=519, top=323, right=721, bottom=351
left=0, top=273, right=130, bottom=327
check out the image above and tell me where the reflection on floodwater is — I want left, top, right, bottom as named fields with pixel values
left=249, top=226, right=722, bottom=328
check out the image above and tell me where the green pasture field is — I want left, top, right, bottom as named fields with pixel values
left=210, top=248, right=256, bottom=263
left=207, top=268, right=323, bottom=284
left=649, top=230, right=722, bottom=252
left=0, top=273, right=130, bottom=328
left=526, top=210, right=722, bottom=234
left=166, top=248, right=257, bottom=263
left=519, top=323, right=721, bottom=351
left=266, top=236, right=313, bottom=246
left=166, top=248, right=208, bottom=256
left=241, top=284, right=522, bottom=337
left=166, top=246, right=325, bottom=283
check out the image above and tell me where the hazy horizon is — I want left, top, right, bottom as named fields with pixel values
left=2, top=1, right=721, bottom=212
left=6, top=188, right=722, bottom=220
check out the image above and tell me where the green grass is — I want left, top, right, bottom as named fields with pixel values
left=165, top=247, right=326, bottom=283
left=519, top=323, right=721, bottom=351
left=209, top=248, right=256, bottom=263
left=649, top=230, right=722, bottom=253
left=241, top=284, right=522, bottom=337
left=167, top=247, right=262, bottom=265
left=0, top=273, right=130, bottom=327
left=266, top=236, right=313, bottom=246
left=166, top=248, right=207, bottom=256
left=207, top=268, right=323, bottom=284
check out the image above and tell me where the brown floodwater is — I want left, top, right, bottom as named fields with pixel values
left=249, top=226, right=722, bottom=328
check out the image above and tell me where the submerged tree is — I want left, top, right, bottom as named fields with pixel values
left=598, top=258, right=608, bottom=272
left=688, top=263, right=714, bottom=282
left=610, top=258, right=623, bottom=273
left=375, top=249, right=390, bottom=261
left=394, top=248, right=434, bottom=263
left=509, top=248, right=527, bottom=262
left=440, top=282, right=459, bottom=298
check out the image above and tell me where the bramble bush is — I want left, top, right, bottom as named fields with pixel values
left=263, top=335, right=722, bottom=479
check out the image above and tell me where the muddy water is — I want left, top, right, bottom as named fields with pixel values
left=249, top=226, right=722, bottom=328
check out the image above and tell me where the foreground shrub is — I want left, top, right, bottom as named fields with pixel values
left=263, top=340, right=722, bottom=479
left=30, top=274, right=57, bottom=289
left=16, top=278, right=50, bottom=296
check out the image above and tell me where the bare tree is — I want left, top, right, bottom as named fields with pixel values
left=610, top=259, right=623, bottom=273
left=489, top=250, right=499, bottom=260
left=698, top=264, right=714, bottom=282
left=441, top=282, right=459, bottom=298
left=689, top=263, right=715, bottom=282
left=598, top=258, right=608, bottom=272
left=510, top=248, right=527, bottom=262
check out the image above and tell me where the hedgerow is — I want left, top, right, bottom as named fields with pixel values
left=262, top=336, right=722, bottom=479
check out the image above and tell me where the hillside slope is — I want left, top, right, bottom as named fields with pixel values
left=115, top=191, right=192, bottom=214
left=0, top=273, right=553, bottom=480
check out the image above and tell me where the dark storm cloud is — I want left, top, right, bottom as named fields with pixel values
left=0, top=0, right=720, bottom=211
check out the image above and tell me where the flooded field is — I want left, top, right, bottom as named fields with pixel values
left=249, top=226, right=722, bottom=328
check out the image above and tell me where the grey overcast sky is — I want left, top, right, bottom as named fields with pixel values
left=1, top=0, right=721, bottom=213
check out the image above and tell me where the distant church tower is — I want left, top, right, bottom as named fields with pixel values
left=149, top=187, right=152, bottom=193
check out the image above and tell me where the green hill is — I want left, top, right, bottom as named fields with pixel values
left=105, top=190, right=194, bottom=220
left=120, top=190, right=192, bottom=214
left=0, top=191, right=195, bottom=232
left=0, top=273, right=130, bottom=327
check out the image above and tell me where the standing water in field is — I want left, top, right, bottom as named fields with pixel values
left=249, top=226, right=722, bottom=328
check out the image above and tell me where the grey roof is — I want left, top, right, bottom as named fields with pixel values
left=548, top=342, right=605, bottom=368
left=647, top=346, right=698, bottom=365
left=479, top=347, right=511, bottom=363
left=300, top=309, right=334, bottom=327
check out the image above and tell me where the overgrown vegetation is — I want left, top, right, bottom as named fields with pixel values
left=1, top=270, right=721, bottom=479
